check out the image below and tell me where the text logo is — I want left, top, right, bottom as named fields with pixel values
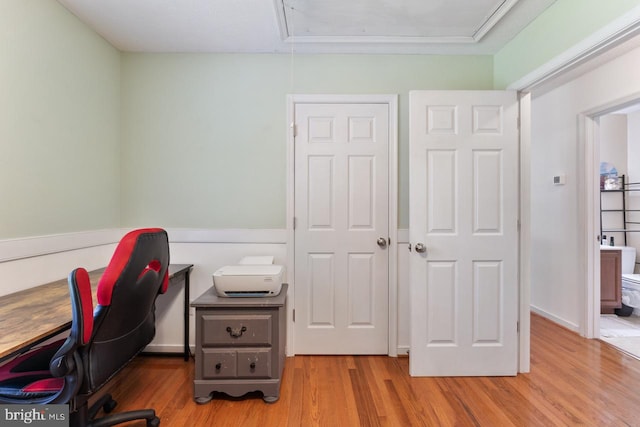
left=0, top=405, right=68, bottom=426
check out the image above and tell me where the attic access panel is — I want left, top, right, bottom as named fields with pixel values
left=276, top=0, right=519, bottom=43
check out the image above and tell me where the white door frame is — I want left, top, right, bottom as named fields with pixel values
left=286, top=94, right=399, bottom=356
left=580, top=92, right=640, bottom=339
left=519, top=92, right=532, bottom=372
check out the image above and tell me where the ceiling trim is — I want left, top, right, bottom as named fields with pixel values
left=285, top=35, right=476, bottom=45
left=273, top=0, right=289, bottom=42
left=474, top=0, right=519, bottom=42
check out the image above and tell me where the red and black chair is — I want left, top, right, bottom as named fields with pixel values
left=0, top=228, right=170, bottom=427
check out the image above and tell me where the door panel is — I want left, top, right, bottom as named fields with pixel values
left=308, top=156, right=334, bottom=228
left=473, top=150, right=503, bottom=233
left=309, top=253, right=335, bottom=325
left=409, top=90, right=519, bottom=376
left=294, top=103, right=389, bottom=354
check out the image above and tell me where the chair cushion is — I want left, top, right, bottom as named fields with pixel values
left=0, top=341, right=62, bottom=380
left=0, top=341, right=64, bottom=400
left=0, top=375, right=62, bottom=399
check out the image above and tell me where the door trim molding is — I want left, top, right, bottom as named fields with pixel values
left=518, top=92, right=531, bottom=372
left=286, top=94, right=399, bottom=356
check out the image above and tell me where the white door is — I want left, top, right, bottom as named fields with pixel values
left=294, top=102, right=389, bottom=354
left=409, top=91, right=519, bottom=376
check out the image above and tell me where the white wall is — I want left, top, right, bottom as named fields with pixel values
left=600, top=114, right=628, bottom=247
left=626, top=112, right=640, bottom=266
left=531, top=45, right=640, bottom=332
left=600, top=114, right=628, bottom=177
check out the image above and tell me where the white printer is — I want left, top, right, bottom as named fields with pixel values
left=212, top=256, right=285, bottom=297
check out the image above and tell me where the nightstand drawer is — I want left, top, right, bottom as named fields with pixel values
left=237, top=349, right=271, bottom=378
left=201, top=314, right=272, bottom=346
left=202, top=349, right=236, bottom=379
left=201, top=349, right=272, bottom=379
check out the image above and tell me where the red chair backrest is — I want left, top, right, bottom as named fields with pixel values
left=85, top=228, right=170, bottom=391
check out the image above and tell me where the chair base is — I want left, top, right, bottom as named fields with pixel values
left=71, top=393, right=160, bottom=427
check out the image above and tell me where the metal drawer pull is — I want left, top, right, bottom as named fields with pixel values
left=226, top=326, right=247, bottom=338
left=215, top=363, right=221, bottom=371
left=250, top=362, right=256, bottom=370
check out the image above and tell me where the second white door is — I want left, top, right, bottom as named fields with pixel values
left=409, top=90, right=520, bottom=376
left=294, top=102, right=389, bottom=354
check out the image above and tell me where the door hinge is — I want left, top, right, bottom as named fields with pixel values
left=290, top=122, right=297, bottom=137
left=293, top=217, right=297, bottom=229
left=293, top=309, right=295, bottom=322
left=517, top=321, right=520, bottom=333
left=517, top=219, right=521, bottom=232
left=517, top=117, right=521, bottom=130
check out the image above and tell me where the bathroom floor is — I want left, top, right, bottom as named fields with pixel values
left=600, top=314, right=640, bottom=359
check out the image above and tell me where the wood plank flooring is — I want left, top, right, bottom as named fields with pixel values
left=98, top=314, right=640, bottom=426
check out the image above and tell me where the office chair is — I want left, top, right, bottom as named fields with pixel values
left=0, top=228, right=170, bottom=427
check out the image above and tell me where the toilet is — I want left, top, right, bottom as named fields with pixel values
left=619, top=246, right=640, bottom=292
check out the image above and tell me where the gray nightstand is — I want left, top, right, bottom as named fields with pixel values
left=191, top=283, right=287, bottom=404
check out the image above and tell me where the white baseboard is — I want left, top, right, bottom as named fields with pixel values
left=144, top=344, right=194, bottom=355
left=530, top=305, right=580, bottom=333
left=396, top=345, right=409, bottom=356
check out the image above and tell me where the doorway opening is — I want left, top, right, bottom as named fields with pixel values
left=596, top=102, right=640, bottom=358
left=583, top=95, right=640, bottom=359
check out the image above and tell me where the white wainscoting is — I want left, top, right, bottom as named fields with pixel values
left=0, top=229, right=123, bottom=297
left=152, top=229, right=288, bottom=354
left=0, top=227, right=411, bottom=356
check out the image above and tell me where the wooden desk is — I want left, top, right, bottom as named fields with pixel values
left=0, top=264, right=193, bottom=363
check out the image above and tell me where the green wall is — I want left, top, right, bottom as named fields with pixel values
left=120, top=54, right=494, bottom=229
left=494, top=0, right=639, bottom=88
left=4, top=0, right=639, bottom=238
left=0, top=0, right=121, bottom=238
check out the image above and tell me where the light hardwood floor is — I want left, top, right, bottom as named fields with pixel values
left=99, top=314, right=640, bottom=426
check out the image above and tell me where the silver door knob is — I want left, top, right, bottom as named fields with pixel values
left=414, top=243, right=427, bottom=253
left=377, top=237, right=388, bottom=248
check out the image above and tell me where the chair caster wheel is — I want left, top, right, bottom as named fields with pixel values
left=147, top=416, right=160, bottom=427
left=103, top=398, right=117, bottom=413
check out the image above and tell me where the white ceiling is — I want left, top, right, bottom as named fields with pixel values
left=56, top=0, right=555, bottom=55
